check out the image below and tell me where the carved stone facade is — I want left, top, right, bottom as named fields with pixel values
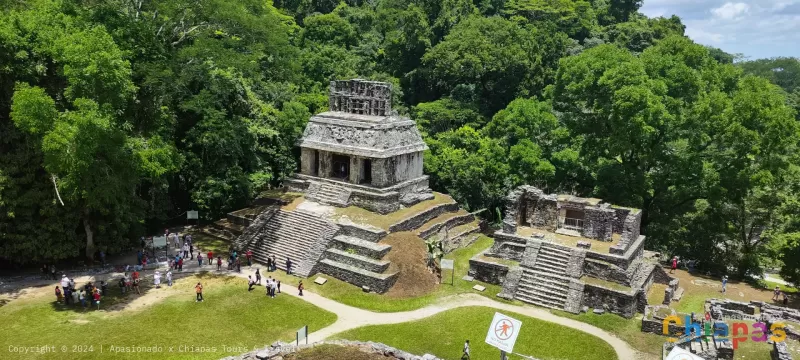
left=288, top=79, right=432, bottom=213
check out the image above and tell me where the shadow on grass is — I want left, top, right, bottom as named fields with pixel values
left=45, top=270, right=239, bottom=313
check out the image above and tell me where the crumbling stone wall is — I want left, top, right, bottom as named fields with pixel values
left=583, top=206, right=615, bottom=241
left=611, top=206, right=631, bottom=234
left=388, top=203, right=459, bottom=232
left=489, top=232, right=527, bottom=261
left=498, top=267, right=523, bottom=300
left=468, top=256, right=510, bottom=285
left=583, top=259, right=630, bottom=286
left=583, top=283, right=637, bottom=318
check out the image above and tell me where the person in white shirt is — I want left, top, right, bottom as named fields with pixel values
left=153, top=271, right=161, bottom=288
left=166, top=270, right=173, bottom=287
left=60, top=275, right=70, bottom=289
left=462, top=340, right=470, bottom=359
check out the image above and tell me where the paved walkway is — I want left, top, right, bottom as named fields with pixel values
left=172, top=254, right=638, bottom=360
left=38, top=247, right=637, bottom=360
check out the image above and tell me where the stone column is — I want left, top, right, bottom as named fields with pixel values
left=300, top=148, right=314, bottom=175
left=371, top=158, right=390, bottom=187
left=319, top=151, right=332, bottom=179
left=349, top=156, right=361, bottom=184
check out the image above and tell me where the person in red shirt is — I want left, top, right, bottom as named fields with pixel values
left=246, top=250, right=252, bottom=266
left=670, top=256, right=678, bottom=274
left=93, top=291, right=101, bottom=310
left=207, top=250, right=213, bottom=265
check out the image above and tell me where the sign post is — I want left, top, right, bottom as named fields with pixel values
left=296, top=325, right=308, bottom=346
left=441, top=259, right=454, bottom=285
left=485, top=312, right=522, bottom=357
left=187, top=210, right=199, bottom=226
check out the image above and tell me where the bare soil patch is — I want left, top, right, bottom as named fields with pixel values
left=380, top=232, right=439, bottom=298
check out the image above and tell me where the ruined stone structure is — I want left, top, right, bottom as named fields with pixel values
left=471, top=185, right=671, bottom=318
left=227, top=80, right=478, bottom=294
left=285, top=79, right=433, bottom=214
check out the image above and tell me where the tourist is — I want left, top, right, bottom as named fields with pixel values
left=173, top=232, right=180, bottom=249
left=93, top=290, right=101, bottom=310
left=255, top=268, right=262, bottom=285
left=79, top=289, right=87, bottom=309
left=60, top=274, right=70, bottom=289
left=183, top=243, right=189, bottom=259
left=64, top=286, right=72, bottom=305
left=154, top=271, right=161, bottom=289
left=670, top=256, right=677, bottom=274
left=248, top=276, right=255, bottom=292
left=197, top=253, right=203, bottom=267
left=236, top=257, right=241, bottom=273
left=784, top=293, right=790, bottom=306
left=271, top=255, right=277, bottom=271
left=462, top=340, right=470, bottom=360
left=69, top=277, right=76, bottom=291
left=71, top=288, right=79, bottom=305
left=50, top=264, right=57, bottom=280
left=132, top=272, right=141, bottom=295
left=207, top=250, right=213, bottom=265
left=166, top=269, right=173, bottom=287
left=246, top=250, right=252, bottom=266
left=195, top=282, right=204, bottom=302
left=266, top=277, right=273, bottom=298
left=277, top=280, right=281, bottom=294
left=773, top=286, right=781, bottom=301
left=217, top=256, right=222, bottom=271
left=286, top=257, right=292, bottom=275
left=266, top=256, right=273, bottom=272
left=189, top=243, right=194, bottom=260
left=178, top=257, right=183, bottom=272
left=55, top=286, right=63, bottom=304
left=298, top=281, right=304, bottom=296
left=141, top=254, right=148, bottom=272
left=721, top=275, right=728, bottom=294
left=100, top=280, right=108, bottom=295
left=118, top=277, right=126, bottom=294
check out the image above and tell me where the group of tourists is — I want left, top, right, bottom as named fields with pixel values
left=773, top=286, right=791, bottom=305
left=54, top=274, right=105, bottom=310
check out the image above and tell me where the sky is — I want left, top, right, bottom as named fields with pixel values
left=640, top=0, right=800, bottom=60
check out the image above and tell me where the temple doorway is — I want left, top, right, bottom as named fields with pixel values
left=331, top=154, right=350, bottom=180
left=360, top=159, right=372, bottom=185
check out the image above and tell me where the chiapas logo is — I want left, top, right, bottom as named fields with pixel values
left=663, top=315, right=787, bottom=349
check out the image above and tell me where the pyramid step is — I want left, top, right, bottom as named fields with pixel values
left=519, top=277, right=570, bottom=292
left=541, top=245, right=572, bottom=256
left=317, top=259, right=398, bottom=293
left=515, top=292, right=565, bottom=309
left=517, top=283, right=569, bottom=299
left=331, top=235, right=391, bottom=259
left=325, top=248, right=391, bottom=274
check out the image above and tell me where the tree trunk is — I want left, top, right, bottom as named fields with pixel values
left=84, top=217, right=95, bottom=261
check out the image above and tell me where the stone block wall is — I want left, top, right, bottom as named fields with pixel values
left=583, top=284, right=637, bottom=318
left=337, top=221, right=387, bottom=242
left=772, top=341, right=793, bottom=360
left=583, top=207, right=615, bottom=241
left=528, top=195, right=558, bottom=229
left=468, top=256, right=510, bottom=285
left=583, top=259, right=630, bottom=286
left=611, top=206, right=631, bottom=234
left=641, top=306, right=688, bottom=336
left=564, top=280, right=585, bottom=314
left=489, top=232, right=528, bottom=261
left=521, top=240, right=541, bottom=268
left=348, top=191, right=401, bottom=214
left=566, top=249, right=587, bottom=278
left=418, top=213, right=475, bottom=239
left=316, top=261, right=398, bottom=293
left=388, top=203, right=459, bottom=232
left=498, top=266, right=523, bottom=300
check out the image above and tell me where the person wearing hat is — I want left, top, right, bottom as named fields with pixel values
left=154, top=271, right=161, bottom=289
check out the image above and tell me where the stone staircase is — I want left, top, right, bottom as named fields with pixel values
left=249, top=209, right=338, bottom=277
left=515, top=243, right=573, bottom=310
left=307, top=182, right=351, bottom=207
left=317, top=224, right=398, bottom=293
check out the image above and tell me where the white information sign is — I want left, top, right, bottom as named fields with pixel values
left=296, top=325, right=308, bottom=345
left=152, top=236, right=167, bottom=247
left=440, top=259, right=454, bottom=270
left=665, top=346, right=705, bottom=360
left=187, top=210, right=199, bottom=220
left=485, top=312, right=522, bottom=353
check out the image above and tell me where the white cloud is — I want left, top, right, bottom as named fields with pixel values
left=711, top=2, right=750, bottom=20
left=640, top=0, right=800, bottom=58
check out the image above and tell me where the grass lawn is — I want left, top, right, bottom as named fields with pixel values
left=333, top=306, right=618, bottom=360
left=648, top=283, right=668, bottom=305
left=248, top=235, right=515, bottom=312
left=332, top=192, right=455, bottom=230
left=554, top=310, right=665, bottom=358
left=0, top=274, right=336, bottom=360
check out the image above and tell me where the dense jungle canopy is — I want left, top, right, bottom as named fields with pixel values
left=1, top=0, right=799, bottom=283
